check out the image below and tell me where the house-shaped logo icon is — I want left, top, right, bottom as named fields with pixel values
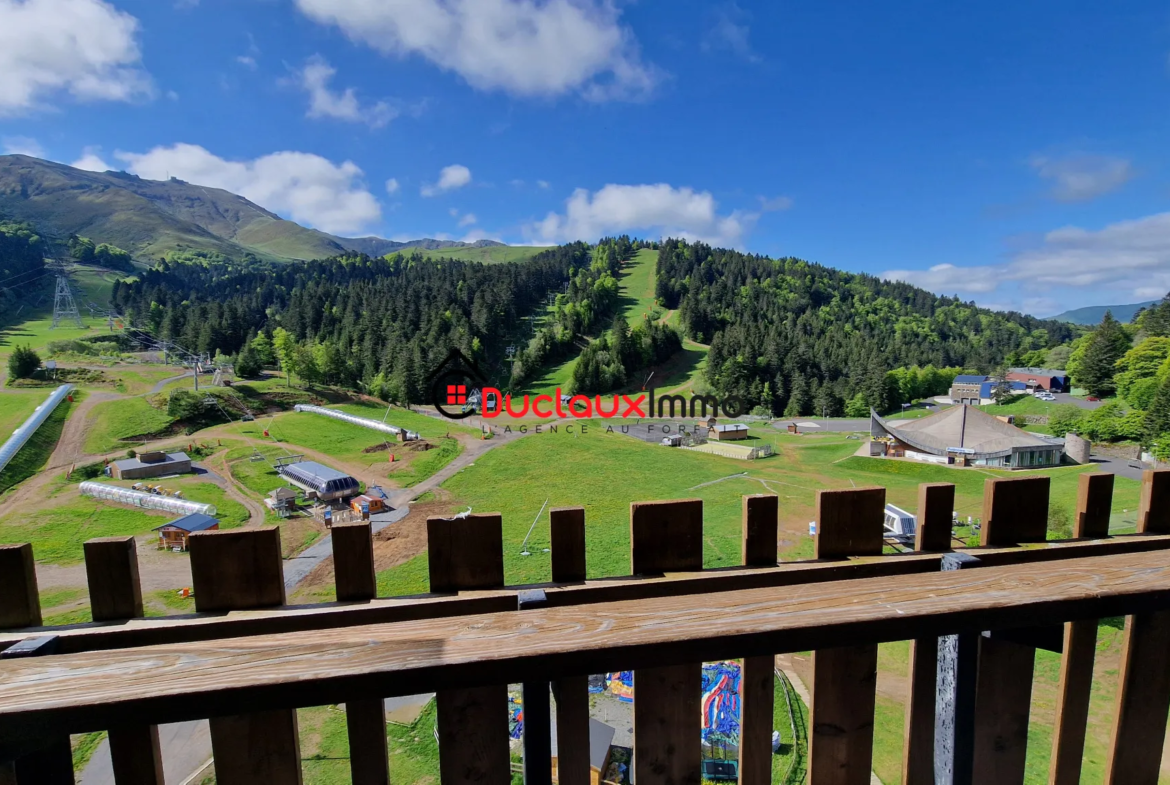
left=426, top=348, right=490, bottom=420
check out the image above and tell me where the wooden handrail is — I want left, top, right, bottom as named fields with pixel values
left=2, top=549, right=1170, bottom=752
left=4, top=533, right=1170, bottom=656
left=4, top=471, right=1170, bottom=785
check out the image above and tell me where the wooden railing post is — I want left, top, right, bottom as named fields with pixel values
left=1137, top=468, right=1170, bottom=533
left=809, top=487, right=885, bottom=785
left=84, top=536, right=164, bottom=785
left=330, top=523, right=389, bottom=785
left=427, top=514, right=510, bottom=785
left=189, top=528, right=302, bottom=785
left=903, top=482, right=954, bottom=785
left=1106, top=470, right=1170, bottom=785
left=549, top=508, right=589, bottom=785
left=0, top=544, right=74, bottom=785
left=1048, top=473, right=1112, bottom=785
left=972, top=476, right=1049, bottom=785
left=631, top=500, right=703, bottom=785
left=739, top=494, right=778, bottom=785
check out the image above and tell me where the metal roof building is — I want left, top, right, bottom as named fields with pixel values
left=277, top=461, right=359, bottom=501
left=109, top=452, right=193, bottom=480
left=871, top=405, right=1064, bottom=469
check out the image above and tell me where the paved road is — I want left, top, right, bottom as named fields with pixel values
left=1050, top=392, right=1106, bottom=410
left=771, top=418, right=872, bottom=433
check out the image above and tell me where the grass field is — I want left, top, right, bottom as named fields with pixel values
left=328, top=401, right=480, bottom=438
left=521, top=353, right=580, bottom=397
left=618, top=248, right=660, bottom=322
left=374, top=425, right=1142, bottom=596
left=83, top=396, right=172, bottom=454
left=0, top=389, right=44, bottom=435
left=0, top=392, right=79, bottom=495
left=0, top=476, right=247, bottom=565
left=0, top=268, right=122, bottom=365
left=405, top=245, right=544, bottom=264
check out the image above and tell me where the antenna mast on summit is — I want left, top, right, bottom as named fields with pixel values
left=50, top=262, right=83, bottom=329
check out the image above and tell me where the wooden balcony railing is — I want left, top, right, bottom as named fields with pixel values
left=2, top=471, right=1170, bottom=785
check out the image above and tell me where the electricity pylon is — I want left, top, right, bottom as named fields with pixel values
left=51, top=265, right=83, bottom=329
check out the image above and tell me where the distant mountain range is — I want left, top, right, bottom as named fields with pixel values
left=1051, top=301, right=1158, bottom=325
left=0, top=155, right=503, bottom=263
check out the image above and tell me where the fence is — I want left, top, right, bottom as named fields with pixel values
left=3, top=472, right=1170, bottom=785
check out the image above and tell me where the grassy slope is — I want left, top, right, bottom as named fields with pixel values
left=0, top=390, right=43, bottom=435
left=83, top=396, right=172, bottom=453
left=0, top=392, right=79, bottom=494
left=377, top=425, right=1141, bottom=595
left=0, top=267, right=120, bottom=368
left=406, top=245, right=544, bottom=264
left=0, top=476, right=246, bottom=565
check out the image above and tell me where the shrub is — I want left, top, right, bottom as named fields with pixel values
left=7, top=345, right=40, bottom=379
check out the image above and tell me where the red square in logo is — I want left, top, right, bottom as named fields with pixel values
left=446, top=384, right=467, bottom=405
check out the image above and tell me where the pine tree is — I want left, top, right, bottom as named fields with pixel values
left=784, top=374, right=810, bottom=417
left=1078, top=312, right=1131, bottom=396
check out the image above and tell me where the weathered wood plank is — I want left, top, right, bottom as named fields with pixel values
left=1075, top=473, right=1114, bottom=539
left=630, top=499, right=703, bottom=574
left=553, top=675, right=590, bottom=785
left=522, top=681, right=552, bottom=785
left=815, top=488, right=885, bottom=559
left=634, top=663, right=701, bottom=785
left=209, top=709, right=302, bottom=785
left=1105, top=610, right=1170, bottom=785
left=738, top=654, right=774, bottom=785
left=550, top=507, right=587, bottom=583
left=901, top=637, right=936, bottom=785
left=742, top=495, right=778, bottom=567
left=84, top=537, right=144, bottom=622
left=108, top=725, right=165, bottom=785
left=427, top=514, right=505, bottom=592
left=429, top=517, right=509, bottom=785
left=1048, top=619, right=1097, bottom=785
left=971, top=636, right=1034, bottom=785
left=331, top=522, right=390, bottom=784
left=435, top=686, right=510, bottom=785
left=191, top=529, right=302, bottom=784
left=1138, top=469, right=1170, bottom=534
left=916, top=483, right=955, bottom=552
left=13, top=737, right=74, bottom=784
left=811, top=487, right=883, bottom=784
left=6, top=551, right=1170, bottom=747
left=331, top=523, right=377, bottom=603
left=0, top=543, right=40, bottom=629
left=9, top=535, right=1170, bottom=657
left=84, top=536, right=163, bottom=785
left=809, top=644, right=877, bottom=785
left=981, top=476, right=1050, bottom=546
left=346, top=699, right=390, bottom=785
left=189, top=528, right=285, bottom=612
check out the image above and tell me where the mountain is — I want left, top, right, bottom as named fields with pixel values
left=1051, top=301, right=1157, bottom=325
left=336, top=236, right=504, bottom=257
left=0, top=155, right=502, bottom=264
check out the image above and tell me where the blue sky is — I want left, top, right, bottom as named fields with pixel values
left=1, top=0, right=1169, bottom=317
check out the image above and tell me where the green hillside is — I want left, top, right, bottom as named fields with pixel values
left=403, top=244, right=544, bottom=264
left=1051, top=301, right=1156, bottom=325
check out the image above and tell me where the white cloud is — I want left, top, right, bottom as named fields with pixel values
left=0, top=0, right=152, bottom=115
left=422, top=164, right=472, bottom=197
left=2, top=136, right=45, bottom=157
left=1030, top=154, right=1134, bottom=202
left=884, top=211, right=1170, bottom=307
left=759, top=195, right=793, bottom=212
left=702, top=3, right=761, bottom=64
left=537, top=179, right=550, bottom=189
left=297, top=55, right=394, bottom=128
left=236, top=56, right=258, bottom=70
left=293, top=0, right=657, bottom=100
left=71, top=146, right=112, bottom=171
left=115, top=143, right=382, bottom=235
left=528, top=183, right=754, bottom=246
left=385, top=177, right=400, bottom=194
left=458, top=213, right=477, bottom=227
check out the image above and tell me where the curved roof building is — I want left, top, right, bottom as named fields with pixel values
left=277, top=461, right=360, bottom=501
left=870, top=405, right=1064, bottom=469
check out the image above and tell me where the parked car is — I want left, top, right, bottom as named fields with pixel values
left=1086, top=396, right=1101, bottom=402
